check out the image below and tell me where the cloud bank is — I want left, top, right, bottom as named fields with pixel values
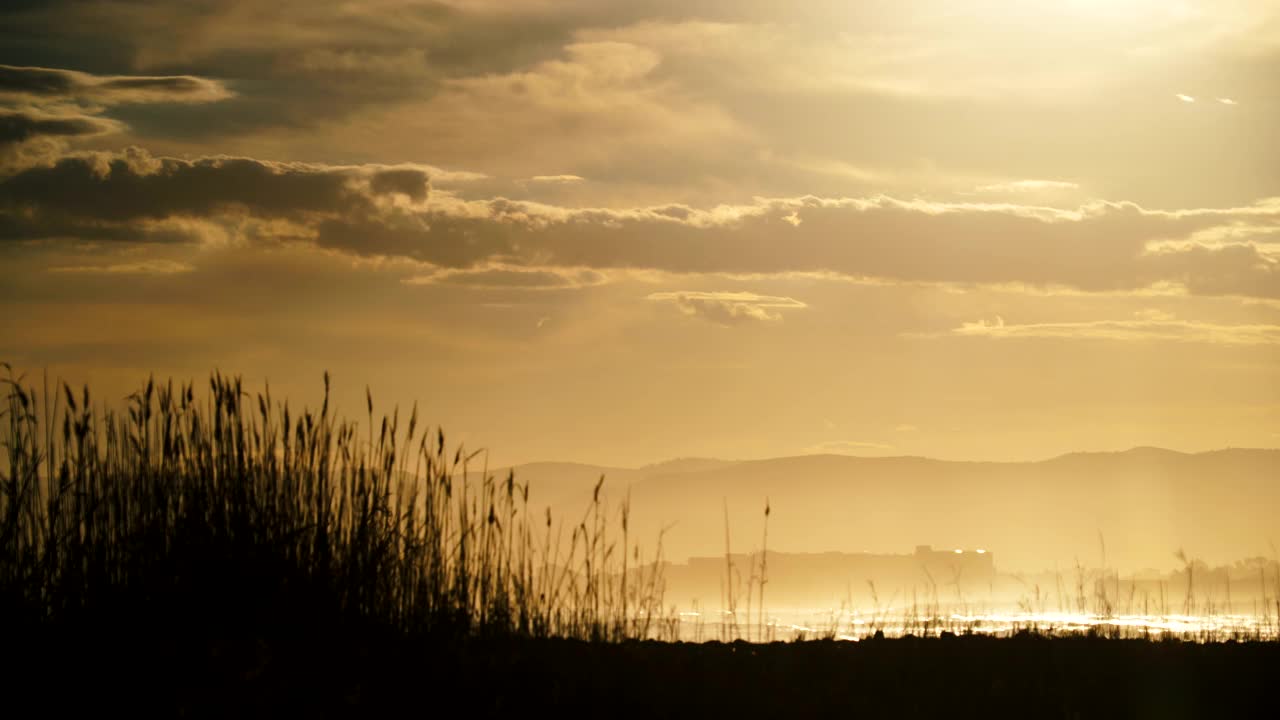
left=0, top=65, right=233, bottom=172
left=1, top=148, right=1278, bottom=301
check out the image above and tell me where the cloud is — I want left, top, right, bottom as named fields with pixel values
left=403, top=264, right=609, bottom=290
left=49, top=259, right=194, bottom=275
left=941, top=315, right=1280, bottom=345
left=530, top=175, right=584, bottom=184
left=0, top=65, right=235, bottom=173
left=0, top=110, right=124, bottom=169
left=0, top=147, right=427, bottom=230
left=387, top=39, right=747, bottom=176
left=0, top=65, right=232, bottom=105
left=804, top=440, right=897, bottom=455
left=4, top=147, right=1280, bottom=300
left=647, top=290, right=807, bottom=324
left=0, top=110, right=122, bottom=145
left=2, top=2, right=1276, bottom=208
left=975, top=180, right=1080, bottom=193
left=1142, top=242, right=1279, bottom=298
left=1217, top=97, right=1238, bottom=105
left=369, top=168, right=431, bottom=202
left=1176, top=93, right=1196, bottom=103
left=937, top=280, right=1189, bottom=299
left=0, top=4, right=615, bottom=144
left=74, top=209, right=1280, bottom=293
left=311, top=194, right=1280, bottom=298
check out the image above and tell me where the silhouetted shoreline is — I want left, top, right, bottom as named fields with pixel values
left=13, top=625, right=1277, bottom=718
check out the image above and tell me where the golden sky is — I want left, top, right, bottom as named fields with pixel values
left=1, top=0, right=1278, bottom=467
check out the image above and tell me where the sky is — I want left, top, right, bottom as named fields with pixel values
left=1, top=0, right=1278, bottom=468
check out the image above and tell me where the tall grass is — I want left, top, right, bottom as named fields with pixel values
left=0, top=367, right=670, bottom=642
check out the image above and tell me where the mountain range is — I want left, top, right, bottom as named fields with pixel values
left=484, top=448, right=1279, bottom=573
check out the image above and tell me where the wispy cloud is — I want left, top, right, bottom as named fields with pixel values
left=647, top=291, right=807, bottom=325
left=934, top=313, right=1280, bottom=345
left=49, top=259, right=194, bottom=275
left=403, top=264, right=610, bottom=290
left=0, top=64, right=232, bottom=105
left=1217, top=97, right=1238, bottom=105
left=0, top=110, right=123, bottom=144
left=975, top=180, right=1080, bottom=194
left=804, top=440, right=897, bottom=455
left=530, top=174, right=585, bottom=184
left=1176, top=93, right=1196, bottom=103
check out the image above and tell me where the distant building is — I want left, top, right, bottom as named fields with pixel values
left=659, top=545, right=995, bottom=607
left=912, top=544, right=995, bottom=582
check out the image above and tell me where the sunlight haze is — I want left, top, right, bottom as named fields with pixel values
left=1, top=1, right=1276, bottom=482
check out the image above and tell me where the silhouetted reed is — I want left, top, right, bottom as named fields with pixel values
left=0, top=366, right=670, bottom=642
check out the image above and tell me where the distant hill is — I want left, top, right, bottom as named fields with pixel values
left=467, top=461, right=640, bottom=509
left=637, top=457, right=741, bottom=475
left=486, top=448, right=1280, bottom=572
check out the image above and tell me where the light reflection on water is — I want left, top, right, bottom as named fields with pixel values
left=670, top=608, right=1279, bottom=643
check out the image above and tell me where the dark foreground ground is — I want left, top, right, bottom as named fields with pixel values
left=11, top=621, right=1277, bottom=719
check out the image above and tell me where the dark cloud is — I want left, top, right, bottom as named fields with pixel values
left=95, top=74, right=225, bottom=99
left=0, top=210, right=211, bottom=244
left=0, top=2, right=593, bottom=141
left=0, top=110, right=121, bottom=175
left=0, top=149, right=374, bottom=223
left=314, top=216, right=482, bottom=265
left=370, top=169, right=430, bottom=202
left=1, top=146, right=1276, bottom=299
left=0, top=1, right=793, bottom=146
left=305, top=196, right=1280, bottom=299
left=0, top=65, right=232, bottom=173
left=0, top=64, right=74, bottom=95
left=0, top=110, right=120, bottom=145
left=0, top=64, right=230, bottom=104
